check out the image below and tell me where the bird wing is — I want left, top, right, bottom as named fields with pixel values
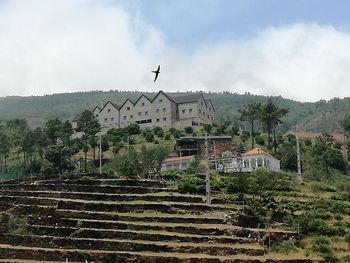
left=154, top=72, right=159, bottom=82
left=157, top=65, right=160, bottom=72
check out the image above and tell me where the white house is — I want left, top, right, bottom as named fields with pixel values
left=215, top=148, right=280, bottom=173
left=241, top=148, right=280, bottom=172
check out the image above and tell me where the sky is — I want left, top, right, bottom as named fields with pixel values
left=1, top=0, right=350, bottom=101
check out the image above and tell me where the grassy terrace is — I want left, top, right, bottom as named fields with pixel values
left=0, top=173, right=324, bottom=262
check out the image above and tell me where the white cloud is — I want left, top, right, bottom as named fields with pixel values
left=1, top=1, right=350, bottom=102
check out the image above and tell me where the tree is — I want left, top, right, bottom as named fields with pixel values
left=141, top=145, right=170, bottom=176
left=312, top=133, right=346, bottom=177
left=259, top=100, right=288, bottom=153
left=341, top=114, right=350, bottom=161
left=44, top=145, right=73, bottom=174
left=76, top=110, right=100, bottom=172
left=239, top=102, right=261, bottom=149
left=45, top=118, right=73, bottom=144
left=0, top=131, right=10, bottom=171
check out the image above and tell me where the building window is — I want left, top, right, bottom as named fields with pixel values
left=141, top=102, right=145, bottom=106
left=189, top=109, right=192, bottom=113
left=163, top=117, right=166, bottom=121
left=156, top=118, right=160, bottom=122
left=145, top=111, right=148, bottom=115
left=201, top=101, right=203, bottom=106
left=127, top=107, right=130, bottom=111
left=159, top=99, right=163, bottom=103
left=104, top=118, right=108, bottom=122
left=209, top=107, right=211, bottom=111
left=211, top=116, right=213, bottom=120
left=138, top=112, right=142, bottom=116
left=108, top=109, right=111, bottom=113
left=199, top=109, right=201, bottom=114
left=123, top=116, right=126, bottom=120
left=156, top=108, right=160, bottom=113
left=111, top=117, right=114, bottom=121
left=207, top=114, right=209, bottom=118
left=182, top=109, right=185, bottom=114
left=130, top=115, right=133, bottom=119
left=163, top=108, right=166, bottom=112
left=203, top=112, right=205, bottom=116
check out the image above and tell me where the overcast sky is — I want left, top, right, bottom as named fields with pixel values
left=1, top=0, right=350, bottom=102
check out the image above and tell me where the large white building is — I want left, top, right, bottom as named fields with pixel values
left=73, top=91, right=215, bottom=130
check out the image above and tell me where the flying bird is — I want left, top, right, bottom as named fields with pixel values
left=152, top=65, right=160, bottom=82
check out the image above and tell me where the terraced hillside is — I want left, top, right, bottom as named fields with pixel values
left=0, top=174, right=315, bottom=262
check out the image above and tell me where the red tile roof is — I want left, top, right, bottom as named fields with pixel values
left=243, top=148, right=274, bottom=158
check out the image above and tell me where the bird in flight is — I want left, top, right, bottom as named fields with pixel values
left=152, top=65, right=160, bottom=82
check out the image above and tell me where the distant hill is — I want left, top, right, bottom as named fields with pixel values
left=0, top=90, right=348, bottom=132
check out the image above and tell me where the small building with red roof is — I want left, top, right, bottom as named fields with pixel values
left=215, top=147, right=280, bottom=173
left=241, top=148, right=280, bottom=172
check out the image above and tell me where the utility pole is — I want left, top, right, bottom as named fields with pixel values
left=213, top=140, right=217, bottom=171
left=205, top=133, right=211, bottom=205
left=99, top=133, right=102, bottom=175
left=296, top=125, right=302, bottom=180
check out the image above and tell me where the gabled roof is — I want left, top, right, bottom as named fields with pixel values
left=72, top=113, right=81, bottom=122
left=92, top=106, right=101, bottom=113
left=134, top=94, right=152, bottom=105
left=119, top=98, right=135, bottom=110
left=151, top=90, right=175, bottom=103
left=100, top=101, right=121, bottom=112
left=206, top=99, right=215, bottom=112
left=243, top=148, right=275, bottom=158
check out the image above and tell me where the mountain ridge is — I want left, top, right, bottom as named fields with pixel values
left=0, top=90, right=348, bottom=133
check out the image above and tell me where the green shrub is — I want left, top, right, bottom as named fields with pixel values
left=164, top=133, right=171, bottom=140
left=178, top=175, right=205, bottom=194
left=272, top=240, right=297, bottom=254
left=255, top=135, right=265, bottom=145
left=144, top=132, right=155, bottom=142
left=159, top=169, right=184, bottom=181
left=311, top=182, right=337, bottom=192
left=334, top=214, right=343, bottom=221
left=345, top=232, right=350, bottom=245
left=184, top=126, right=193, bottom=134
left=312, top=236, right=333, bottom=254
left=8, top=214, right=27, bottom=235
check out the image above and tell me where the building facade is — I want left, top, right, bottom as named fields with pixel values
left=73, top=91, right=215, bottom=130
left=176, top=136, right=232, bottom=158
left=215, top=148, right=280, bottom=173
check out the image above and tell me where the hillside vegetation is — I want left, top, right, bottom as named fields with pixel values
left=0, top=90, right=349, bottom=132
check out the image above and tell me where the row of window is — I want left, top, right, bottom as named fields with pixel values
left=104, top=117, right=167, bottom=123
left=104, top=99, right=211, bottom=114
left=125, top=99, right=164, bottom=111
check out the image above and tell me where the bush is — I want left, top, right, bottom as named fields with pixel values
left=153, top=127, right=164, bottom=138
left=312, top=236, right=333, bottom=254
left=178, top=175, right=205, bottom=194
left=8, top=214, right=27, bottom=235
left=272, top=240, right=297, bottom=254
left=159, top=169, right=184, bottom=181
left=184, top=126, right=193, bottom=134
left=164, top=133, right=171, bottom=140
left=144, top=132, right=155, bottom=142
left=255, top=135, right=265, bottom=145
